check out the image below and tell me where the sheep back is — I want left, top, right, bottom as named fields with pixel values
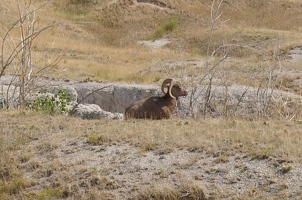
left=124, top=96, right=176, bottom=119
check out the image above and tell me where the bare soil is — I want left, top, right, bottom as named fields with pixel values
left=8, top=115, right=301, bottom=200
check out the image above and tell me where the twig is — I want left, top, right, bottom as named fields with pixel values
left=69, top=85, right=113, bottom=115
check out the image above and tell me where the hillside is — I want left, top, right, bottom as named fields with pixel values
left=1, top=0, right=302, bottom=91
left=1, top=0, right=302, bottom=199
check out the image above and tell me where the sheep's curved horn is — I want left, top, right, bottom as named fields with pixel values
left=168, top=80, right=181, bottom=99
left=161, top=78, right=173, bottom=94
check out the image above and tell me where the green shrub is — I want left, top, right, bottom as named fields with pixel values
left=163, top=18, right=176, bottom=32
left=28, top=88, right=71, bottom=115
left=151, top=18, right=177, bottom=39
left=154, top=28, right=166, bottom=39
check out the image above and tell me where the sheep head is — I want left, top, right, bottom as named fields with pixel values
left=161, top=78, right=188, bottom=98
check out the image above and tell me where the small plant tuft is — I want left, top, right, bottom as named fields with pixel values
left=136, top=183, right=180, bottom=200
left=150, top=18, right=177, bottom=40
left=0, top=178, right=28, bottom=195
left=278, top=163, right=293, bottom=175
left=154, top=28, right=166, bottom=39
left=38, top=187, right=64, bottom=200
left=86, top=133, right=110, bottom=145
left=163, top=18, right=176, bottom=32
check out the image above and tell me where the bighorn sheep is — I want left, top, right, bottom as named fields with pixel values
left=124, top=78, right=188, bottom=119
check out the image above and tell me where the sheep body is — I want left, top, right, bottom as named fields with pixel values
left=124, top=79, right=187, bottom=120
left=124, top=95, right=176, bottom=119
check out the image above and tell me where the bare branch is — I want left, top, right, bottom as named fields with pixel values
left=69, top=85, right=113, bottom=115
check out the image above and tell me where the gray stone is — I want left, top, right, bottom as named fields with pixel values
left=73, top=103, right=123, bottom=120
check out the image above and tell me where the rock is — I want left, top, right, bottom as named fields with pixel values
left=39, top=85, right=78, bottom=102
left=73, top=82, right=160, bottom=113
left=0, top=84, right=20, bottom=108
left=137, top=38, right=171, bottom=48
left=73, top=103, right=123, bottom=120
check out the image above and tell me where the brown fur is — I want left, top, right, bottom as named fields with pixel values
left=124, top=81, right=188, bottom=120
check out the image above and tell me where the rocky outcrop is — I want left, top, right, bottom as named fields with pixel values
left=0, top=75, right=301, bottom=119
left=0, top=76, right=162, bottom=119
left=72, top=82, right=160, bottom=113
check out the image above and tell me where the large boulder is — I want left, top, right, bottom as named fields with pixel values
left=73, top=82, right=160, bottom=113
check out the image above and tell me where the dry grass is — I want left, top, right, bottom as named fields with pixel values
left=1, top=0, right=302, bottom=198
left=0, top=110, right=302, bottom=199
left=2, top=0, right=302, bottom=86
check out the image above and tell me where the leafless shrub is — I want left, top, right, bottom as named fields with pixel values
left=0, top=0, right=59, bottom=109
left=186, top=0, right=301, bottom=120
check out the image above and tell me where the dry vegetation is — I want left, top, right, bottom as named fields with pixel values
left=1, top=0, right=302, bottom=199
left=1, top=110, right=302, bottom=199
left=2, top=0, right=302, bottom=86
